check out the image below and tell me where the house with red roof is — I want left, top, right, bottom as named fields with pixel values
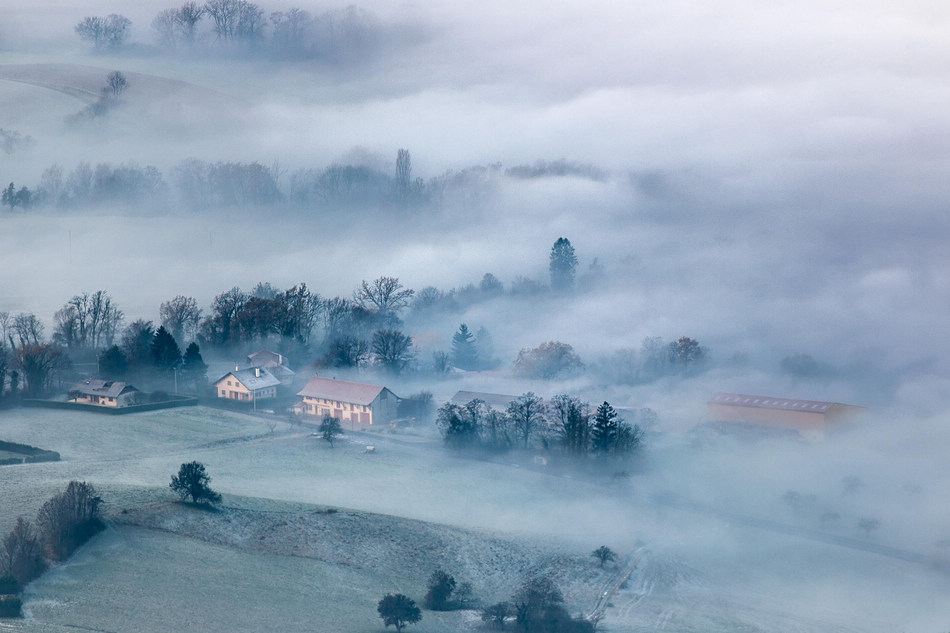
left=296, top=376, right=399, bottom=426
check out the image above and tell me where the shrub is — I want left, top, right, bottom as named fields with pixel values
left=0, top=574, right=18, bottom=594
left=423, top=569, right=455, bottom=610
left=0, top=595, right=22, bottom=617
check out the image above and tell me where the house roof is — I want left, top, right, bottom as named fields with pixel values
left=297, top=376, right=389, bottom=406
left=218, top=367, right=281, bottom=391
left=69, top=378, right=137, bottom=398
left=708, top=392, right=836, bottom=413
left=247, top=350, right=288, bottom=367
left=450, top=390, right=519, bottom=409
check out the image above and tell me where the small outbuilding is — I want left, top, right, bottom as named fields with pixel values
left=69, top=379, right=140, bottom=408
left=214, top=367, right=281, bottom=402
left=707, top=392, right=866, bottom=440
left=296, top=376, right=399, bottom=426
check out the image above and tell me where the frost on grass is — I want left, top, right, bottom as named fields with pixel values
left=113, top=499, right=602, bottom=607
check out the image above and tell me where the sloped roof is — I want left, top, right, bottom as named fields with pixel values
left=708, top=392, right=835, bottom=413
left=69, top=378, right=137, bottom=398
left=450, top=390, right=519, bottom=409
left=297, top=376, right=389, bottom=406
left=218, top=367, right=281, bottom=391
left=247, top=350, right=289, bottom=367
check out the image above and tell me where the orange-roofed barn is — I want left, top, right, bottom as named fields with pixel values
left=707, top=392, right=866, bottom=440
left=296, top=376, right=399, bottom=426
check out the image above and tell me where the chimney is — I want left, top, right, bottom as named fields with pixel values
left=255, top=368, right=260, bottom=378
left=235, top=365, right=239, bottom=372
left=278, top=353, right=283, bottom=365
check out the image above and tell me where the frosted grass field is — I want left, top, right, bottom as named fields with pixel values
left=1, top=405, right=950, bottom=631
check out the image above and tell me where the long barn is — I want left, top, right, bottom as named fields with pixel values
left=707, top=392, right=866, bottom=440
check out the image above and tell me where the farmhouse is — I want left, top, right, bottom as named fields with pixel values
left=707, top=392, right=866, bottom=440
left=449, top=390, right=518, bottom=411
left=214, top=367, right=280, bottom=402
left=296, top=376, right=399, bottom=425
left=245, top=349, right=296, bottom=385
left=68, top=379, right=140, bottom=407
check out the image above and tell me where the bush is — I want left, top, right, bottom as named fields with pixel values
left=0, top=595, right=22, bottom=617
left=0, top=574, right=18, bottom=594
left=423, top=569, right=455, bottom=610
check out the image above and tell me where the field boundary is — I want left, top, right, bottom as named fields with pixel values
left=21, top=396, right=198, bottom=415
left=0, top=439, right=60, bottom=465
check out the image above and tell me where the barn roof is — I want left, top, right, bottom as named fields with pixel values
left=247, top=349, right=289, bottom=367
left=450, top=390, right=519, bottom=409
left=297, top=376, right=389, bottom=406
left=709, top=392, right=835, bottom=413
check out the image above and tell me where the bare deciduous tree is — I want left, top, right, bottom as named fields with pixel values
left=160, top=295, right=202, bottom=345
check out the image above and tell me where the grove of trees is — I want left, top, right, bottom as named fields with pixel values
left=437, top=394, right=646, bottom=460
left=1, top=481, right=105, bottom=615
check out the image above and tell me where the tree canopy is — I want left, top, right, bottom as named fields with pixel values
left=169, top=461, right=222, bottom=504
left=377, top=593, right=421, bottom=632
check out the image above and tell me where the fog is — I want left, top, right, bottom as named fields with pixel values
left=2, top=0, right=950, bottom=630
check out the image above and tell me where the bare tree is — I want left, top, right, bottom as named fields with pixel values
left=106, top=71, right=128, bottom=98
left=36, top=481, right=103, bottom=561
left=178, top=2, right=205, bottom=42
left=371, top=329, right=414, bottom=375
left=152, top=9, right=180, bottom=48
left=354, top=277, right=414, bottom=325
left=75, top=16, right=108, bottom=48
left=14, top=344, right=65, bottom=397
left=507, top=393, right=546, bottom=449
left=12, top=313, right=44, bottom=347
left=160, top=295, right=202, bottom=345
left=1, top=517, right=44, bottom=585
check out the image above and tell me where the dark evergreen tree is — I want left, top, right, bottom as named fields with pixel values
left=98, top=345, right=128, bottom=378
left=549, top=237, right=578, bottom=291
left=180, top=342, right=208, bottom=390
left=451, top=323, right=478, bottom=370
left=591, top=401, right=619, bottom=455
left=150, top=326, right=182, bottom=373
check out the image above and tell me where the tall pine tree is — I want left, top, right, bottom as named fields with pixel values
left=451, top=323, right=478, bottom=370
left=549, top=237, right=578, bottom=291
left=591, top=401, right=619, bottom=455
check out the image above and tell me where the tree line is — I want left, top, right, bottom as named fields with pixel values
left=1, top=481, right=104, bottom=617
left=438, top=393, right=648, bottom=459
left=75, top=2, right=400, bottom=64
left=378, top=571, right=597, bottom=633
left=0, top=238, right=708, bottom=398
left=1, top=150, right=433, bottom=212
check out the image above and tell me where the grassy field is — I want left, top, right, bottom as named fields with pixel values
left=2, top=405, right=950, bottom=632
